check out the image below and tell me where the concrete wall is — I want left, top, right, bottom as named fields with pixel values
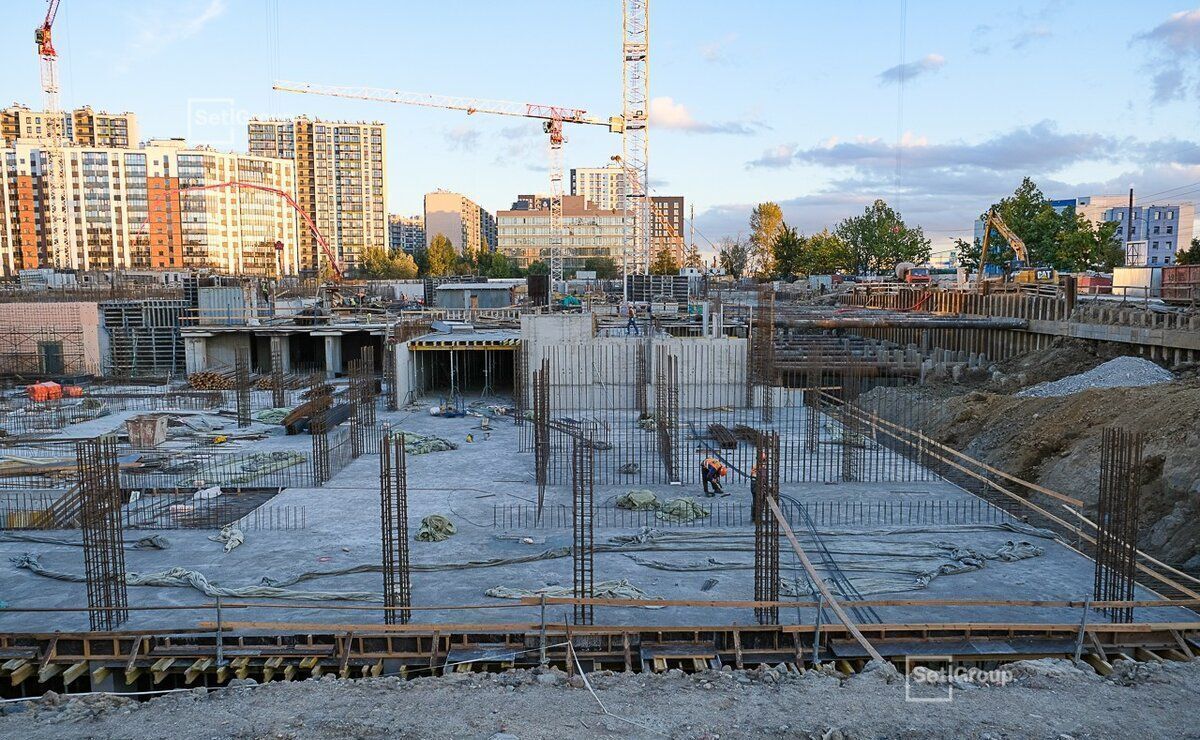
left=519, top=314, right=747, bottom=410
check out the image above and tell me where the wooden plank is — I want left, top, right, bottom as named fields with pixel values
left=767, top=496, right=884, bottom=663
left=125, top=636, right=145, bottom=673
left=1171, top=630, right=1195, bottom=659
left=185, top=659, right=211, bottom=684
left=91, top=666, right=110, bottom=685
left=11, top=663, right=35, bottom=686
left=37, top=663, right=62, bottom=683
left=39, top=635, right=58, bottom=670
left=733, top=630, right=744, bottom=670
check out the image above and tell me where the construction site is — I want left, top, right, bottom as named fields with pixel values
left=1, top=0, right=1199, bottom=737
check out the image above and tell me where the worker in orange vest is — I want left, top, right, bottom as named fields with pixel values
left=700, top=455, right=728, bottom=497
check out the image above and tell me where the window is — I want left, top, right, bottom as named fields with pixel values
left=1168, top=211, right=1175, bottom=219
left=1153, top=241, right=1159, bottom=248
left=1154, top=226, right=1160, bottom=234
left=1151, top=256, right=1158, bottom=264
left=1167, top=226, right=1173, bottom=234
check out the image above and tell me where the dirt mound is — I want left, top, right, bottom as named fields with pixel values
left=861, top=369, right=1200, bottom=569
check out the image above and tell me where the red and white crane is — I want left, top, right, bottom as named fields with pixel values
left=272, top=81, right=624, bottom=283
left=34, top=0, right=72, bottom=268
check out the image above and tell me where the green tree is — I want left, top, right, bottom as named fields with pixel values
left=582, top=256, right=618, bottom=279
left=426, top=233, right=457, bottom=277
left=749, top=202, right=784, bottom=277
left=801, top=229, right=854, bottom=275
left=475, top=251, right=513, bottom=278
left=358, top=246, right=418, bottom=279
left=835, top=199, right=931, bottom=273
left=526, top=259, right=550, bottom=276
left=1177, top=237, right=1200, bottom=265
left=978, top=178, right=1064, bottom=271
left=717, top=236, right=751, bottom=279
left=649, top=245, right=680, bottom=275
left=1052, top=209, right=1123, bottom=271
left=770, top=224, right=806, bottom=279
left=683, top=243, right=704, bottom=269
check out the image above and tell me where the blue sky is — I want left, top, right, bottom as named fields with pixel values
left=5, top=0, right=1200, bottom=257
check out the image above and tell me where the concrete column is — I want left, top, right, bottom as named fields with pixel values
left=323, top=335, right=343, bottom=379
left=270, top=335, right=292, bottom=373
left=395, top=340, right=413, bottom=406
left=184, top=337, right=208, bottom=374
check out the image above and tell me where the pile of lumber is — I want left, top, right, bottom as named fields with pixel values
left=188, top=371, right=236, bottom=391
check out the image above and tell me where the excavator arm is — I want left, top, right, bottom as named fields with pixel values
left=982, top=210, right=1029, bottom=266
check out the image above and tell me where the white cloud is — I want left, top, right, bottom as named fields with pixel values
left=699, top=33, right=738, bottom=64
left=444, top=126, right=481, bottom=152
left=119, top=0, right=228, bottom=72
left=1136, top=9, right=1200, bottom=55
left=747, top=143, right=799, bottom=169
left=877, top=54, right=945, bottom=85
left=648, top=97, right=760, bottom=135
left=1011, top=25, right=1052, bottom=49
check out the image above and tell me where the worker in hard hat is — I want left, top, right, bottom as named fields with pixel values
left=700, top=455, right=728, bottom=497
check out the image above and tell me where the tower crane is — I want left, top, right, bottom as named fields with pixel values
left=621, top=0, right=651, bottom=276
left=35, top=0, right=72, bottom=269
left=272, top=81, right=624, bottom=283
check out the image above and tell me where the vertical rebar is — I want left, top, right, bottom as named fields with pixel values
left=77, top=436, right=128, bottom=631
left=1093, top=427, right=1143, bottom=623
left=753, top=430, right=781, bottom=625
left=234, top=348, right=252, bottom=428
left=572, top=433, right=595, bottom=626
left=380, top=433, right=412, bottom=625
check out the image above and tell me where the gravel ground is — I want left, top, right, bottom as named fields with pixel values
left=2, top=658, right=1198, bottom=739
left=1016, top=356, right=1174, bottom=398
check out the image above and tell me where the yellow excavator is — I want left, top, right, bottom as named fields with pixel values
left=980, top=210, right=1058, bottom=284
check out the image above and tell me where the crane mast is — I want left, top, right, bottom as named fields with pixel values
left=621, top=0, right=651, bottom=276
left=273, top=82, right=622, bottom=284
left=35, top=0, right=72, bottom=269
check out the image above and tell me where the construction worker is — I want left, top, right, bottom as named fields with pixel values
left=625, top=303, right=640, bottom=336
left=700, top=455, right=728, bottom=497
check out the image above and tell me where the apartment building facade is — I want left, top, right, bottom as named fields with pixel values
left=570, top=165, right=626, bottom=211
left=423, top=190, right=496, bottom=254
left=388, top=214, right=425, bottom=254
left=496, top=194, right=627, bottom=271
left=248, top=116, right=387, bottom=274
left=1, top=105, right=139, bottom=148
left=0, top=140, right=299, bottom=275
left=651, top=195, right=685, bottom=261
left=1049, top=195, right=1195, bottom=267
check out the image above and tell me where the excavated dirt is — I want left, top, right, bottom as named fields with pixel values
left=1, top=660, right=1198, bottom=739
left=863, top=339, right=1200, bottom=570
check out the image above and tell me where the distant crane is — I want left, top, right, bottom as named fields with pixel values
left=273, top=81, right=624, bottom=283
left=34, top=0, right=71, bottom=268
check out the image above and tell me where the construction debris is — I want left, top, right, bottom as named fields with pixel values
left=208, top=524, right=244, bottom=553
left=416, top=514, right=456, bottom=542
left=484, top=578, right=659, bottom=602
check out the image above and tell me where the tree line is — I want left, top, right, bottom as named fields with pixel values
left=716, top=199, right=931, bottom=280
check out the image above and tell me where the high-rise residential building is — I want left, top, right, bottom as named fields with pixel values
left=570, top=165, right=626, bottom=211
left=1, top=104, right=139, bottom=147
left=248, top=116, right=387, bottom=274
left=0, top=139, right=299, bottom=275
left=388, top=214, right=425, bottom=254
left=424, top=190, right=496, bottom=254
left=496, top=194, right=627, bottom=271
left=651, top=195, right=685, bottom=261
